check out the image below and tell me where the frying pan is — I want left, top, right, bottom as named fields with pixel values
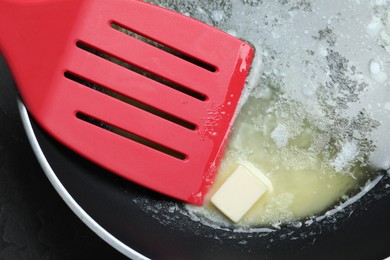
left=7, top=62, right=390, bottom=260
left=2, top=1, right=390, bottom=259
left=15, top=73, right=390, bottom=260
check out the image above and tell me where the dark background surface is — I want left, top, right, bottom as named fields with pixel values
left=0, top=56, right=128, bottom=260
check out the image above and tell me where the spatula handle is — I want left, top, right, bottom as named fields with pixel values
left=0, top=0, right=82, bottom=111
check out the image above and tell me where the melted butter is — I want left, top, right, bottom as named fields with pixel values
left=201, top=87, right=368, bottom=226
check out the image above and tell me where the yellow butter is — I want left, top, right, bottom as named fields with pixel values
left=211, top=162, right=273, bottom=223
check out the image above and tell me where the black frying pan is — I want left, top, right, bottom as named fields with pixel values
left=4, top=60, right=389, bottom=259
left=23, top=105, right=390, bottom=260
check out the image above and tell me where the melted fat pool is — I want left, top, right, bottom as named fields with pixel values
left=199, top=89, right=368, bottom=226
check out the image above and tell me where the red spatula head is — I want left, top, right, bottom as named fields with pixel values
left=0, top=0, right=254, bottom=205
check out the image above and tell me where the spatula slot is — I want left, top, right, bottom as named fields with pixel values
left=64, top=71, right=197, bottom=130
left=110, top=21, right=217, bottom=73
left=76, top=41, right=207, bottom=101
left=76, top=112, right=187, bottom=160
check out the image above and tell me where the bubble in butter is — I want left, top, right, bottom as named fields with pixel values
left=211, top=162, right=273, bottom=223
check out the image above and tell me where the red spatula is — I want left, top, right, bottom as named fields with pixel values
left=0, top=0, right=254, bottom=205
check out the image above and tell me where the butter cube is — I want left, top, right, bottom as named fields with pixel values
left=211, top=162, right=273, bottom=223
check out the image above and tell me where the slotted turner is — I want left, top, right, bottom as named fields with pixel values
left=0, top=0, right=254, bottom=205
